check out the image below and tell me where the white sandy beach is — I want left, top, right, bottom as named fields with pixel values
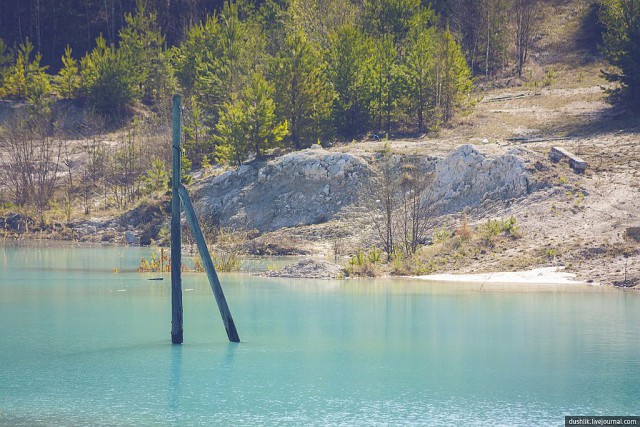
left=416, top=267, right=586, bottom=285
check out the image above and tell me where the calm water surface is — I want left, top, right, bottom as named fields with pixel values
left=0, top=243, right=638, bottom=426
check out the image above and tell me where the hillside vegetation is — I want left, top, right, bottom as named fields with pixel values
left=0, top=0, right=638, bottom=287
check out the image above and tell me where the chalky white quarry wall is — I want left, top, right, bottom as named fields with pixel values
left=193, top=144, right=530, bottom=232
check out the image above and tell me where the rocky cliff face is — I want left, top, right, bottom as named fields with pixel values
left=193, top=144, right=531, bottom=233
left=425, top=145, right=530, bottom=215
left=193, top=145, right=370, bottom=232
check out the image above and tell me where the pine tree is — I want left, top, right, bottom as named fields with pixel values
left=55, top=45, right=81, bottom=99
left=272, top=30, right=334, bottom=149
left=218, top=2, right=252, bottom=98
left=144, top=158, right=169, bottom=193
left=327, top=25, right=376, bottom=137
left=0, top=53, right=27, bottom=100
left=214, top=96, right=248, bottom=166
left=401, top=26, right=437, bottom=133
left=173, top=17, right=219, bottom=95
left=0, top=39, right=10, bottom=87
left=173, top=13, right=226, bottom=130
left=214, top=72, right=287, bottom=166
left=0, top=39, right=52, bottom=106
left=369, top=34, right=398, bottom=135
left=174, top=10, right=231, bottom=165
left=243, top=72, right=288, bottom=159
left=599, top=0, right=640, bottom=113
left=80, top=35, right=138, bottom=115
left=437, top=26, right=473, bottom=124
left=174, top=1, right=261, bottom=161
left=118, top=0, right=175, bottom=106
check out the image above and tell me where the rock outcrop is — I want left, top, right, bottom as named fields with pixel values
left=0, top=213, right=36, bottom=233
left=193, top=143, right=532, bottom=233
left=425, top=145, right=529, bottom=215
left=261, top=258, right=345, bottom=279
left=193, top=144, right=369, bottom=232
left=66, top=200, right=170, bottom=245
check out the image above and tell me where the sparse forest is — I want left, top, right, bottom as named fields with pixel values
left=0, top=0, right=635, bottom=232
left=0, top=0, right=473, bottom=221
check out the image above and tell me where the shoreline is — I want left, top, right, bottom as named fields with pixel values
left=415, top=267, right=588, bottom=285
left=2, top=238, right=636, bottom=290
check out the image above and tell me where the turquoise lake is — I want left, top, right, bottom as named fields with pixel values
left=0, top=243, right=638, bottom=426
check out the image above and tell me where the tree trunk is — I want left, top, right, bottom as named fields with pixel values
left=485, top=6, right=491, bottom=77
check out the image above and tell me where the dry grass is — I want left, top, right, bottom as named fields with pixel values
left=351, top=216, right=528, bottom=277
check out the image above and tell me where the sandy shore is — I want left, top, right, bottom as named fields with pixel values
left=416, top=267, right=586, bottom=285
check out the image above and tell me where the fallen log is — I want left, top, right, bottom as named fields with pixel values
left=549, top=146, right=588, bottom=173
left=507, top=136, right=570, bottom=143
left=482, top=92, right=541, bottom=103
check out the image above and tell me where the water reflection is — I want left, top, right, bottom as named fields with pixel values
left=168, top=342, right=238, bottom=415
left=169, top=345, right=182, bottom=412
left=216, top=343, right=238, bottom=393
left=1, top=245, right=639, bottom=426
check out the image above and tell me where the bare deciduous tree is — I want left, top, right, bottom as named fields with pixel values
left=397, top=159, right=434, bottom=255
left=514, top=0, right=540, bottom=78
left=365, top=145, right=434, bottom=261
left=0, top=108, right=62, bottom=225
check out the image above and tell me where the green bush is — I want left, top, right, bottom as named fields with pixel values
left=484, top=219, right=502, bottom=236
left=367, top=246, right=383, bottom=264
left=479, top=216, right=522, bottom=246
left=144, top=158, right=169, bottom=193
left=55, top=45, right=81, bottom=99
left=502, top=216, right=521, bottom=238
left=80, top=35, right=138, bottom=115
left=349, top=248, right=366, bottom=267
left=212, top=251, right=242, bottom=272
left=0, top=39, right=52, bottom=105
left=432, top=227, right=452, bottom=244
left=345, top=246, right=384, bottom=277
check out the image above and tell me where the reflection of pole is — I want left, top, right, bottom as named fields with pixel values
left=169, top=345, right=183, bottom=410
left=171, top=94, right=183, bottom=344
left=178, top=185, right=240, bottom=343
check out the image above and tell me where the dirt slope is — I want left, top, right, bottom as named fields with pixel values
left=255, top=0, right=639, bottom=287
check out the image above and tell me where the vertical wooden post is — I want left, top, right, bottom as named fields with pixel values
left=178, top=185, right=240, bottom=343
left=171, top=94, right=183, bottom=344
left=169, top=94, right=239, bottom=344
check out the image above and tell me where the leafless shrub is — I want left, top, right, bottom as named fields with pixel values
left=364, top=143, right=434, bottom=261
left=0, top=107, right=62, bottom=225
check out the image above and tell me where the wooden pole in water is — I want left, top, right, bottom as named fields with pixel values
left=171, top=94, right=183, bottom=344
left=178, top=185, right=240, bottom=343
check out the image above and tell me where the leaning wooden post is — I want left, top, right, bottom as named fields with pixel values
left=171, top=94, right=183, bottom=344
left=178, top=185, right=240, bottom=343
